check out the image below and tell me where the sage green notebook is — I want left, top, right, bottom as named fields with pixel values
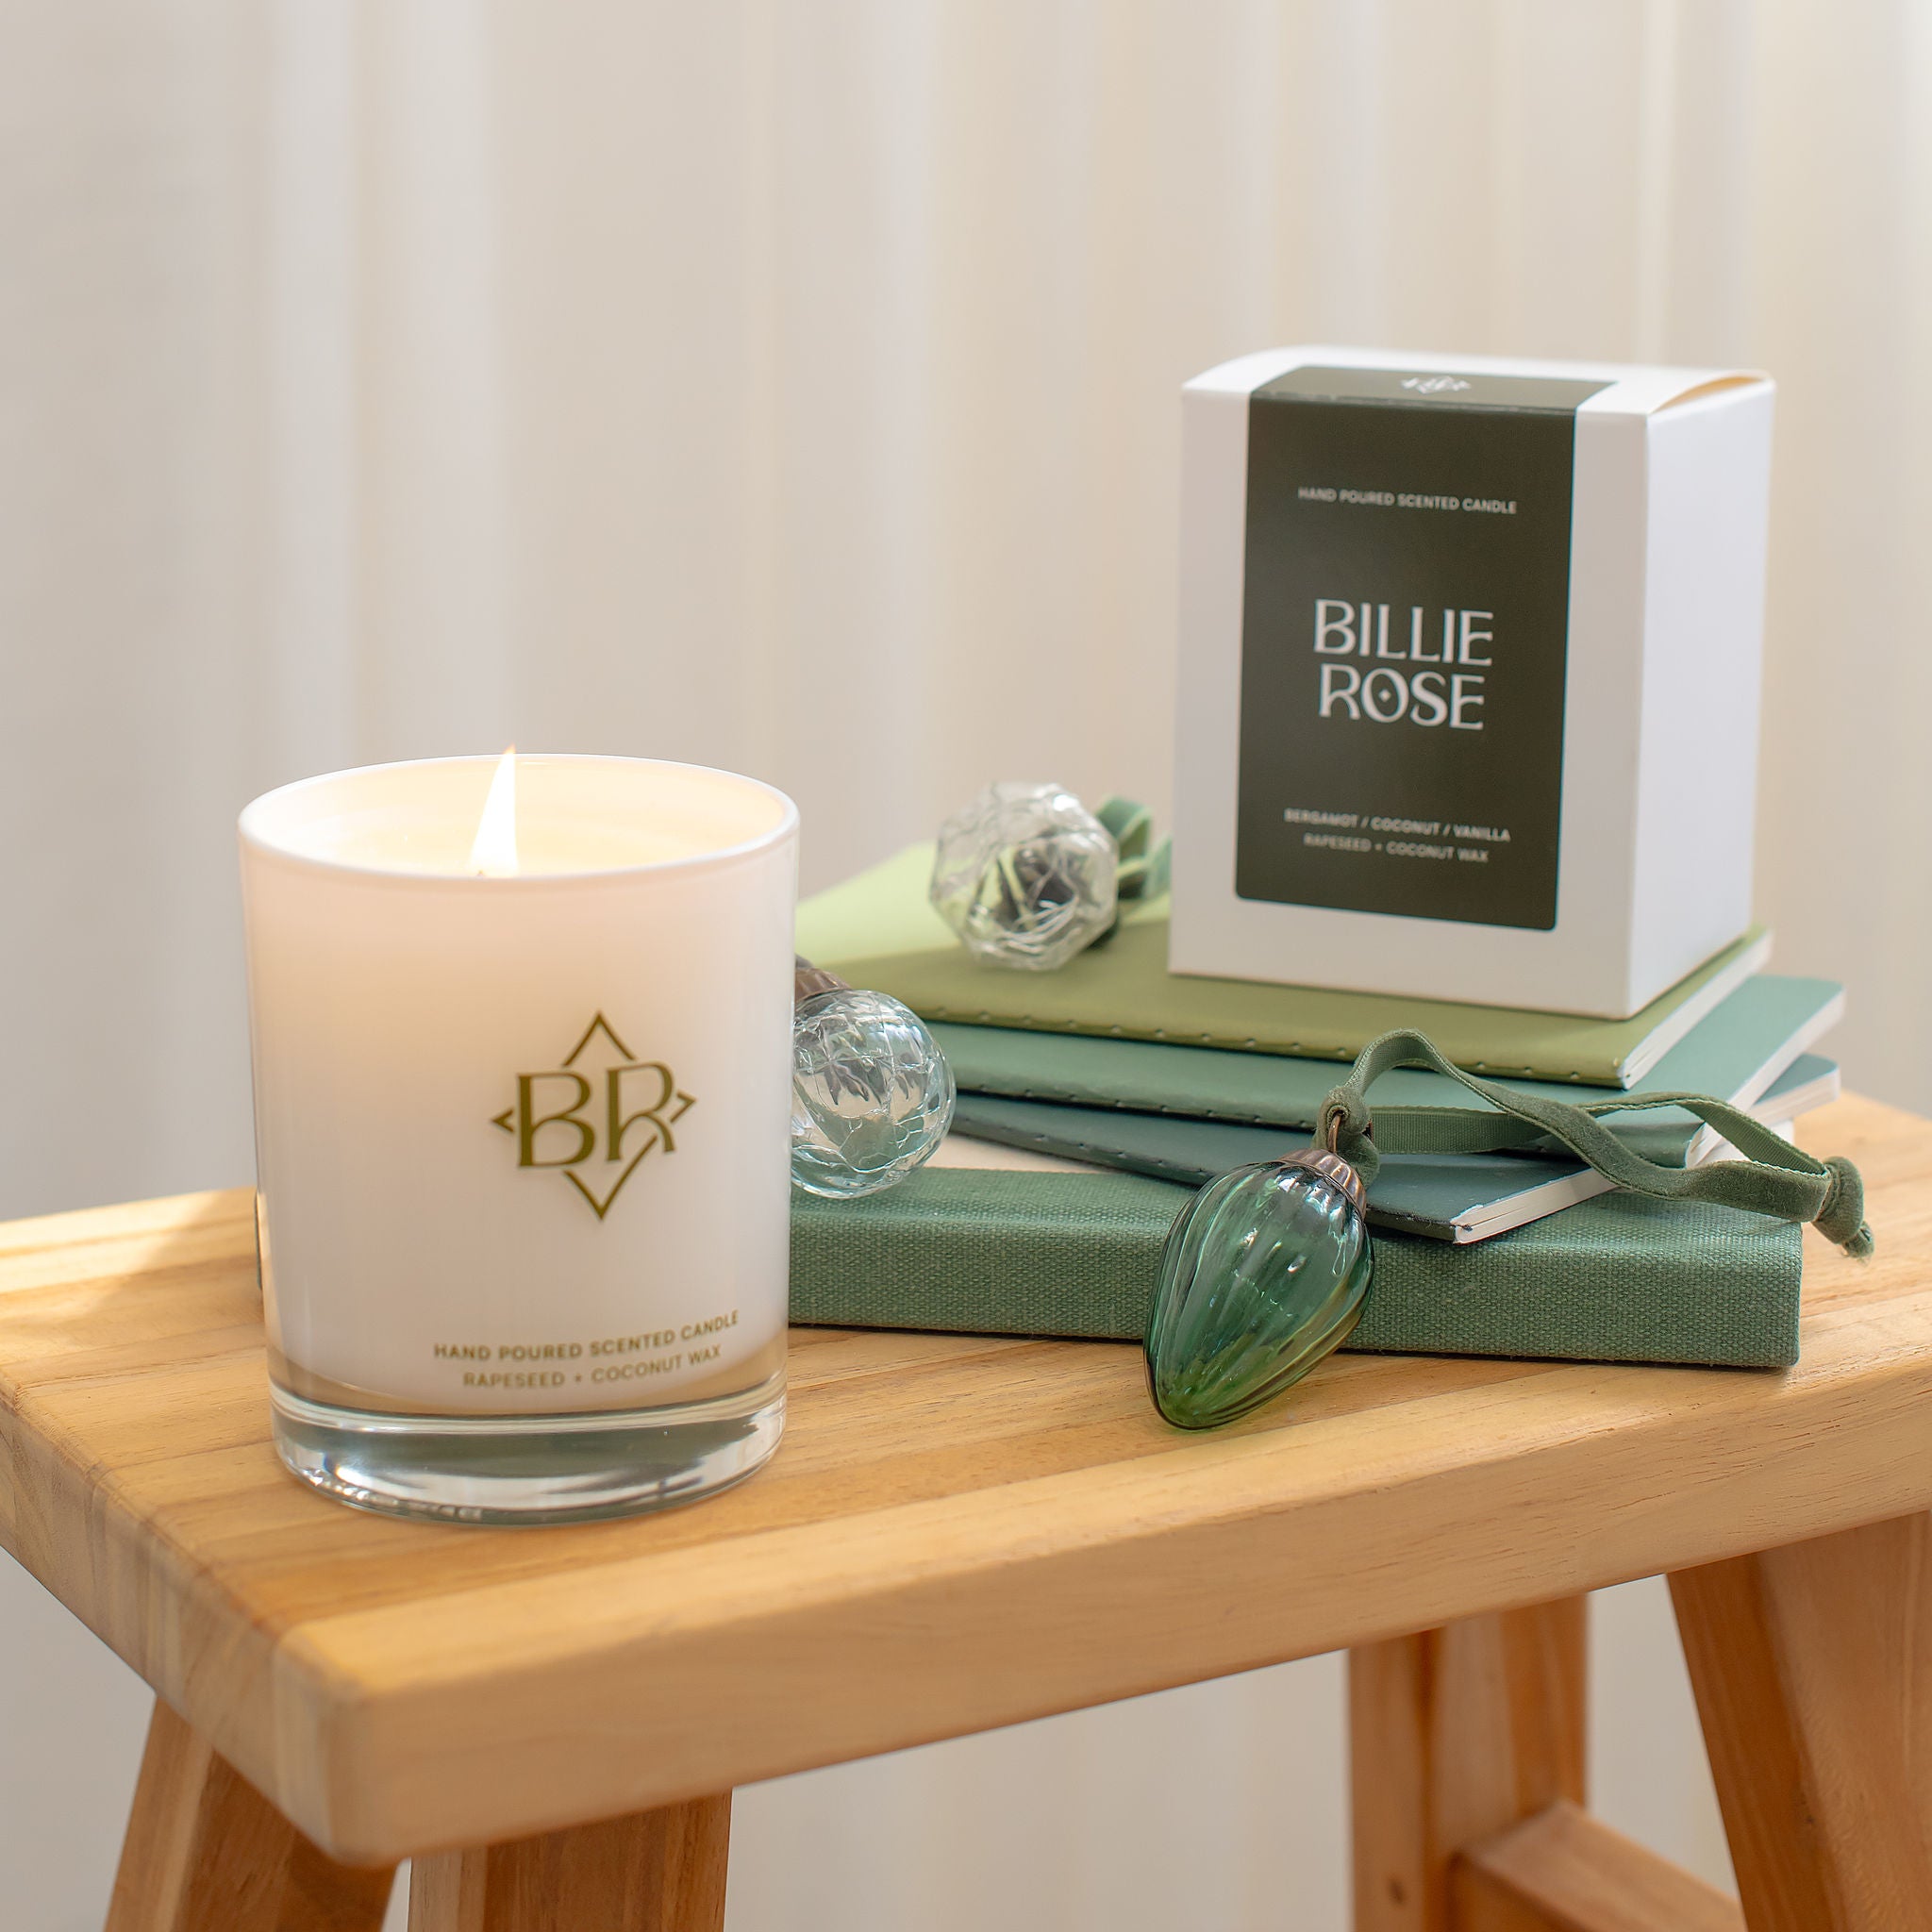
left=930, top=974, right=1844, bottom=1165
left=796, top=840, right=1770, bottom=1088
left=948, top=1054, right=1839, bottom=1243
left=790, top=1168, right=1802, bottom=1368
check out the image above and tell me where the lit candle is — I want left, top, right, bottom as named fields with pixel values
left=239, top=753, right=798, bottom=1523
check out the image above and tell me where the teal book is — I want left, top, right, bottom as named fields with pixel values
left=789, top=1168, right=1802, bottom=1369
left=947, top=1055, right=1839, bottom=1243
left=929, top=974, right=1842, bottom=1166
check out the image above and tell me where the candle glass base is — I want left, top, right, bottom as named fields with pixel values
left=268, top=1372, right=785, bottom=1525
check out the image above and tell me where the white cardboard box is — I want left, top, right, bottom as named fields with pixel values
left=1170, top=345, right=1774, bottom=1019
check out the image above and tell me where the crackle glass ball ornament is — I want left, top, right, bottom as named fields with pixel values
left=1143, top=1148, right=1372, bottom=1429
left=791, top=959, right=956, bottom=1198
left=929, top=781, right=1118, bottom=971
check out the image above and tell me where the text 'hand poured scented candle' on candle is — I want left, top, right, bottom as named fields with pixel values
left=239, top=754, right=800, bottom=1524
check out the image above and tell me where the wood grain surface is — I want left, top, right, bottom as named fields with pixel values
left=1451, top=1800, right=1743, bottom=1932
left=1351, top=1598, right=1586, bottom=1931
left=105, top=1698, right=394, bottom=1932
left=408, top=1795, right=729, bottom=1932
left=0, top=1096, right=1927, bottom=1864
left=1671, top=1512, right=1932, bottom=1930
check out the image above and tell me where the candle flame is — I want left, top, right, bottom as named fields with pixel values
left=469, top=747, right=518, bottom=875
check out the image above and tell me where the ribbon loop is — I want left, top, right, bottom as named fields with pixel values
left=1317, top=1088, right=1379, bottom=1181
left=1320, top=1028, right=1873, bottom=1257
left=1815, top=1155, right=1874, bottom=1258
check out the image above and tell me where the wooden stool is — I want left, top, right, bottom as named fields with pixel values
left=0, top=1096, right=1926, bottom=1931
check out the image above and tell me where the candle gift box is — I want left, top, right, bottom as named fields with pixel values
left=1170, top=346, right=1775, bottom=1018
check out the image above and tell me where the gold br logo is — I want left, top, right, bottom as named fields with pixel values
left=491, top=1012, right=696, bottom=1220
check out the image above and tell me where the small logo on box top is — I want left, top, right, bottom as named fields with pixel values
left=1399, top=375, right=1472, bottom=394
left=491, top=1012, right=695, bottom=1221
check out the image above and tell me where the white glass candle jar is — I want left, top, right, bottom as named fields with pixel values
left=239, top=755, right=797, bottom=1523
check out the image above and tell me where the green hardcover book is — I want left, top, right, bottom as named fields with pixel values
left=947, top=1054, right=1840, bottom=1243
left=795, top=840, right=1771, bottom=1088
left=789, top=1168, right=1802, bottom=1369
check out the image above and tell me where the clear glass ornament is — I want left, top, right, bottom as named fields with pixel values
left=791, top=972, right=956, bottom=1199
left=1143, top=1150, right=1372, bottom=1429
left=929, top=780, right=1118, bottom=971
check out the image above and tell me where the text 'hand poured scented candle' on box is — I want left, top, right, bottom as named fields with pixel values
left=1170, top=349, right=1774, bottom=1018
left=239, top=752, right=798, bottom=1524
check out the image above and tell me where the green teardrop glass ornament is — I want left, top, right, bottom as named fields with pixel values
left=1143, top=1150, right=1373, bottom=1429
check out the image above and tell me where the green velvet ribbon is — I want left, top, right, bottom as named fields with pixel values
left=1317, top=1028, right=1874, bottom=1258
left=1094, top=796, right=1170, bottom=903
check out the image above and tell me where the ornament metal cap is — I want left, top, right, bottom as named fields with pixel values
left=793, top=955, right=849, bottom=1005
left=1279, top=1146, right=1368, bottom=1218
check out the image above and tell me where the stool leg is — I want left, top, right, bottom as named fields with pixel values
left=106, top=1697, right=395, bottom=1932
left=1670, top=1510, right=1932, bottom=1931
left=407, top=1793, right=731, bottom=1932
left=1349, top=1596, right=1586, bottom=1931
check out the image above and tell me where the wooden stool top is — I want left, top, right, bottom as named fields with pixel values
left=1, top=1096, right=1926, bottom=1868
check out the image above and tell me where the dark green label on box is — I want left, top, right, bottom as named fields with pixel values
left=1235, top=365, right=1608, bottom=931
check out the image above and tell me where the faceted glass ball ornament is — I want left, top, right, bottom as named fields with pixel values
left=791, top=988, right=957, bottom=1198
left=929, top=781, right=1118, bottom=971
left=1143, top=1151, right=1373, bottom=1429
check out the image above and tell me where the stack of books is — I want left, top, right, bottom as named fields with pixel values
left=791, top=841, right=1843, bottom=1370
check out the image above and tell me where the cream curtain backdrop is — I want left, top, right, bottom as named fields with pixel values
left=5, top=0, right=1927, bottom=1925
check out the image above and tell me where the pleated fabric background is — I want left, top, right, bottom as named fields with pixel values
left=5, top=2, right=1927, bottom=1925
